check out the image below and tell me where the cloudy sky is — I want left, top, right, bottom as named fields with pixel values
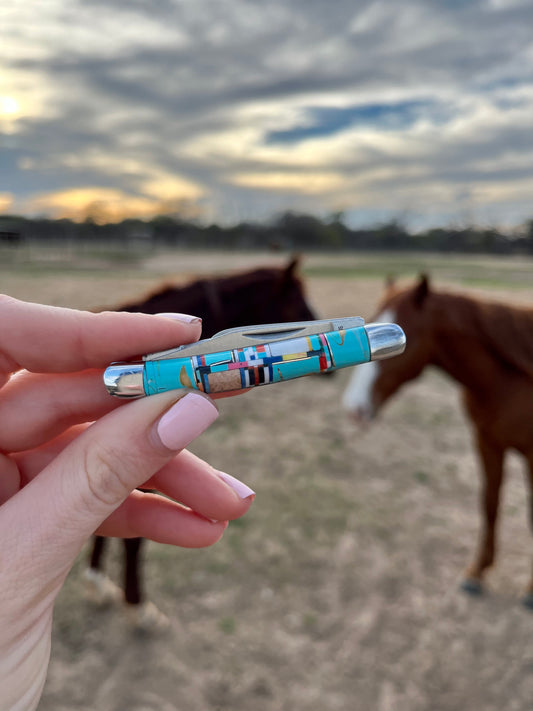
left=1, top=0, right=532, bottom=229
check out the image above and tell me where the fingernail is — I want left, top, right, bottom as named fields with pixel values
left=156, top=312, right=202, bottom=324
left=157, top=393, right=218, bottom=450
left=217, top=471, right=255, bottom=500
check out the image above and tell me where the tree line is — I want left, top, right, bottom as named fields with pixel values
left=1, top=212, right=533, bottom=255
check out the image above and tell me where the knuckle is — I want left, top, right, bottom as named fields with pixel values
left=81, top=442, right=138, bottom=511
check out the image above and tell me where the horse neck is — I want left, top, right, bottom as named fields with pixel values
left=426, top=292, right=503, bottom=396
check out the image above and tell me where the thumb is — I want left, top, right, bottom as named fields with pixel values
left=1, top=391, right=218, bottom=586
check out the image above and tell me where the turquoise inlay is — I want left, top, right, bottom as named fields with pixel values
left=271, top=356, right=322, bottom=382
left=203, top=350, right=232, bottom=366
left=144, top=358, right=200, bottom=395
left=325, top=327, right=369, bottom=368
left=210, top=362, right=231, bottom=373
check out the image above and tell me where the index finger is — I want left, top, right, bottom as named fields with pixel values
left=0, top=294, right=202, bottom=376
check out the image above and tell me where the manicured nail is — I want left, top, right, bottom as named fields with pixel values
left=156, top=312, right=202, bottom=324
left=157, top=393, right=218, bottom=450
left=217, top=471, right=255, bottom=500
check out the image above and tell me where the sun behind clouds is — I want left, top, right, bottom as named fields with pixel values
left=0, top=96, right=20, bottom=115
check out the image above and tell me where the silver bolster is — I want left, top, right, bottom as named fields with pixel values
left=365, top=323, right=406, bottom=360
left=104, top=364, right=146, bottom=398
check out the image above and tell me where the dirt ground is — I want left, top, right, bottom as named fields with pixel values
left=2, top=248, right=533, bottom=710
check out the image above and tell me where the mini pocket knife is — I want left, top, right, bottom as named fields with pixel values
left=103, top=317, right=406, bottom=398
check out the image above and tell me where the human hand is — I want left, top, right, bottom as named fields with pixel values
left=0, top=295, right=254, bottom=711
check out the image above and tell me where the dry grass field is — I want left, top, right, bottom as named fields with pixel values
left=2, top=245, right=533, bottom=710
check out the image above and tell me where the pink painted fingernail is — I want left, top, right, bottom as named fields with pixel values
left=217, top=471, right=255, bottom=500
left=156, top=312, right=202, bottom=324
left=157, top=393, right=218, bottom=450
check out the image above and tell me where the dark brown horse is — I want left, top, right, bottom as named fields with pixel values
left=342, top=275, right=533, bottom=609
left=86, top=257, right=317, bottom=626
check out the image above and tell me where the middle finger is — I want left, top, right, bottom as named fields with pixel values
left=0, top=369, right=120, bottom=452
left=14, top=430, right=254, bottom=523
left=0, top=368, right=247, bottom=453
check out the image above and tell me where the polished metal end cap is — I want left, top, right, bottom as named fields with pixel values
left=103, top=364, right=146, bottom=398
left=365, top=323, right=406, bottom=361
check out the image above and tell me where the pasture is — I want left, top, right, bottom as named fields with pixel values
left=3, top=246, right=533, bottom=710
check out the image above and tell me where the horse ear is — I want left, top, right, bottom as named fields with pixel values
left=385, top=274, right=396, bottom=289
left=414, top=273, right=430, bottom=307
left=285, top=254, right=301, bottom=278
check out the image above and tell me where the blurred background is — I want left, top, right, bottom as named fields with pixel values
left=2, top=1, right=533, bottom=709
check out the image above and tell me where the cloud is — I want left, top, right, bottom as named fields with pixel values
left=1, top=0, right=533, bottom=227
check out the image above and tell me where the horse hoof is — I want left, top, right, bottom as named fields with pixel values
left=83, top=568, right=123, bottom=606
left=126, top=601, right=170, bottom=632
left=521, top=593, right=533, bottom=611
left=460, top=578, right=484, bottom=596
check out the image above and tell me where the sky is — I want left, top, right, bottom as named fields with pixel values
left=1, top=0, right=532, bottom=230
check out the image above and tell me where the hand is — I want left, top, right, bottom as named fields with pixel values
left=0, top=295, right=254, bottom=711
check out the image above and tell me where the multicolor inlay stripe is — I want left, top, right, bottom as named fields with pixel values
left=143, top=326, right=370, bottom=395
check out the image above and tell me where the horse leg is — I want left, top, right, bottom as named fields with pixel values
left=462, top=434, right=504, bottom=595
left=89, top=534, right=106, bottom=570
left=123, top=537, right=169, bottom=630
left=522, top=461, right=533, bottom=610
left=83, top=535, right=122, bottom=605
left=124, top=537, right=143, bottom=605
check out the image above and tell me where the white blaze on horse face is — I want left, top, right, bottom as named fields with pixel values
left=342, top=308, right=396, bottom=420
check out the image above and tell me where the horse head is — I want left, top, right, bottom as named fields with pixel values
left=342, top=274, right=435, bottom=422
left=238, top=255, right=316, bottom=327
left=112, top=255, right=316, bottom=338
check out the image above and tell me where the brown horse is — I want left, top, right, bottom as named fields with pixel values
left=86, top=257, right=317, bottom=626
left=342, top=275, right=533, bottom=609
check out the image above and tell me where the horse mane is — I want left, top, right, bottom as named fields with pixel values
left=110, top=258, right=302, bottom=313
left=430, top=287, right=533, bottom=380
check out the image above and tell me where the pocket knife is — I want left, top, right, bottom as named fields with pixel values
left=103, top=317, right=406, bottom=398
